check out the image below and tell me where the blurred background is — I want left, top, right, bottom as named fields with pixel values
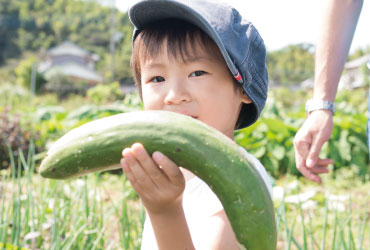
left=0, top=1, right=369, bottom=249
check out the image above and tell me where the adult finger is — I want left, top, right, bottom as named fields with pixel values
left=293, top=133, right=311, bottom=174
left=305, top=158, right=333, bottom=174
left=305, top=110, right=333, bottom=168
left=294, top=137, right=321, bottom=183
left=152, top=151, right=184, bottom=187
left=306, top=136, right=327, bottom=168
left=317, top=158, right=333, bottom=166
left=306, top=166, right=329, bottom=174
left=298, top=158, right=332, bottom=181
left=298, top=165, right=322, bottom=184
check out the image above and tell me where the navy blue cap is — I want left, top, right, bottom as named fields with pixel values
left=129, top=0, right=269, bottom=128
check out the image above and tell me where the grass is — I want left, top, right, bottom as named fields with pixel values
left=274, top=172, right=370, bottom=250
left=0, top=143, right=144, bottom=250
left=0, top=145, right=369, bottom=250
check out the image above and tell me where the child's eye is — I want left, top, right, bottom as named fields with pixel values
left=190, top=70, right=207, bottom=77
left=150, top=76, right=165, bottom=83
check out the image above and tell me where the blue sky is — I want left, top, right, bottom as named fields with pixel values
left=115, top=0, right=369, bottom=53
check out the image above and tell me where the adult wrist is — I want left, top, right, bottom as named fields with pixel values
left=305, top=99, right=336, bottom=115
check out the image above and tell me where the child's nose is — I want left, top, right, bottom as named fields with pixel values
left=164, top=81, right=191, bottom=105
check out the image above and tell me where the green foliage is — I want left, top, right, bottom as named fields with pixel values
left=32, top=106, right=67, bottom=148
left=274, top=174, right=370, bottom=250
left=14, top=57, right=46, bottom=93
left=1, top=0, right=134, bottom=82
left=236, top=89, right=370, bottom=180
left=31, top=102, right=140, bottom=149
left=0, top=0, right=21, bottom=64
left=1, top=147, right=369, bottom=249
left=0, top=109, right=39, bottom=170
left=0, top=66, right=14, bottom=84
left=236, top=101, right=300, bottom=177
left=86, top=81, right=124, bottom=104
left=361, top=63, right=370, bottom=87
left=324, top=114, right=369, bottom=181
left=347, top=46, right=370, bottom=61
left=0, top=242, right=29, bottom=250
left=122, top=91, right=144, bottom=110
left=65, top=103, right=137, bottom=128
left=98, top=45, right=133, bottom=83
left=0, top=84, right=31, bottom=108
left=0, top=148, right=143, bottom=249
left=267, top=43, right=314, bottom=85
left=44, top=74, right=89, bottom=99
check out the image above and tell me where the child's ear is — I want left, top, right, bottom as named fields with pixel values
left=241, top=91, right=252, bottom=104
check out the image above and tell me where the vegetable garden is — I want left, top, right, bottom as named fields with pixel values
left=1, top=84, right=369, bottom=249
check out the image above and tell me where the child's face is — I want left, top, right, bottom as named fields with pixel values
left=140, top=39, right=251, bottom=139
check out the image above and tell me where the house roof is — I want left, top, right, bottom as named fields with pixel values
left=345, top=54, right=370, bottom=69
left=47, top=41, right=91, bottom=58
left=300, top=78, right=314, bottom=89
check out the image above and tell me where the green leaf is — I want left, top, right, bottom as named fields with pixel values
left=328, top=141, right=342, bottom=167
left=271, top=144, right=286, bottom=160
left=339, top=130, right=351, bottom=162
left=251, top=146, right=266, bottom=158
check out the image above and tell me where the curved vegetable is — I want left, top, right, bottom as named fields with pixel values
left=40, top=110, right=276, bottom=250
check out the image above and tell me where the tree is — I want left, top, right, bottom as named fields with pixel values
left=0, top=0, right=21, bottom=65
left=267, top=43, right=314, bottom=85
left=1, top=0, right=134, bottom=82
left=348, top=46, right=370, bottom=61
left=15, top=57, right=46, bottom=93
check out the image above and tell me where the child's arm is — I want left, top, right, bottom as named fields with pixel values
left=121, top=143, right=240, bottom=250
left=199, top=210, right=241, bottom=249
left=121, top=143, right=195, bottom=250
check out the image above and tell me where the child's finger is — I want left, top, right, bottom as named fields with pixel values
left=131, top=143, right=168, bottom=186
left=152, top=151, right=184, bottom=187
left=120, top=158, right=137, bottom=185
left=122, top=148, right=155, bottom=191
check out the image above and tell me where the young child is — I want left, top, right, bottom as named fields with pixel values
left=120, top=0, right=272, bottom=249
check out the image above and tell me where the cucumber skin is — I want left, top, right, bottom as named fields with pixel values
left=40, top=110, right=277, bottom=250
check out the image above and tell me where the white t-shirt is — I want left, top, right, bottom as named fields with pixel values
left=140, top=148, right=272, bottom=250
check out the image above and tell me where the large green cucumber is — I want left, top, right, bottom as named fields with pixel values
left=40, top=110, right=276, bottom=250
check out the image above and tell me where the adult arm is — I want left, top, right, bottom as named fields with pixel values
left=294, top=0, right=363, bottom=183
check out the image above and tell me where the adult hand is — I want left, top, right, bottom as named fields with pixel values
left=294, top=110, right=334, bottom=183
left=121, top=143, right=185, bottom=214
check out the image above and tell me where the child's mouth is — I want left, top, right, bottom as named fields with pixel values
left=176, top=111, right=197, bottom=119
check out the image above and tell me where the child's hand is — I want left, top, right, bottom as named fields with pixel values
left=121, top=143, right=185, bottom=214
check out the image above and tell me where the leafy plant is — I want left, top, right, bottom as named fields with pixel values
left=0, top=109, right=39, bottom=170
left=267, top=43, right=314, bottom=85
left=14, top=57, right=46, bottom=94
left=0, top=84, right=31, bottom=109
left=44, top=74, right=89, bottom=100
left=86, top=81, right=124, bottom=104
left=236, top=93, right=370, bottom=180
